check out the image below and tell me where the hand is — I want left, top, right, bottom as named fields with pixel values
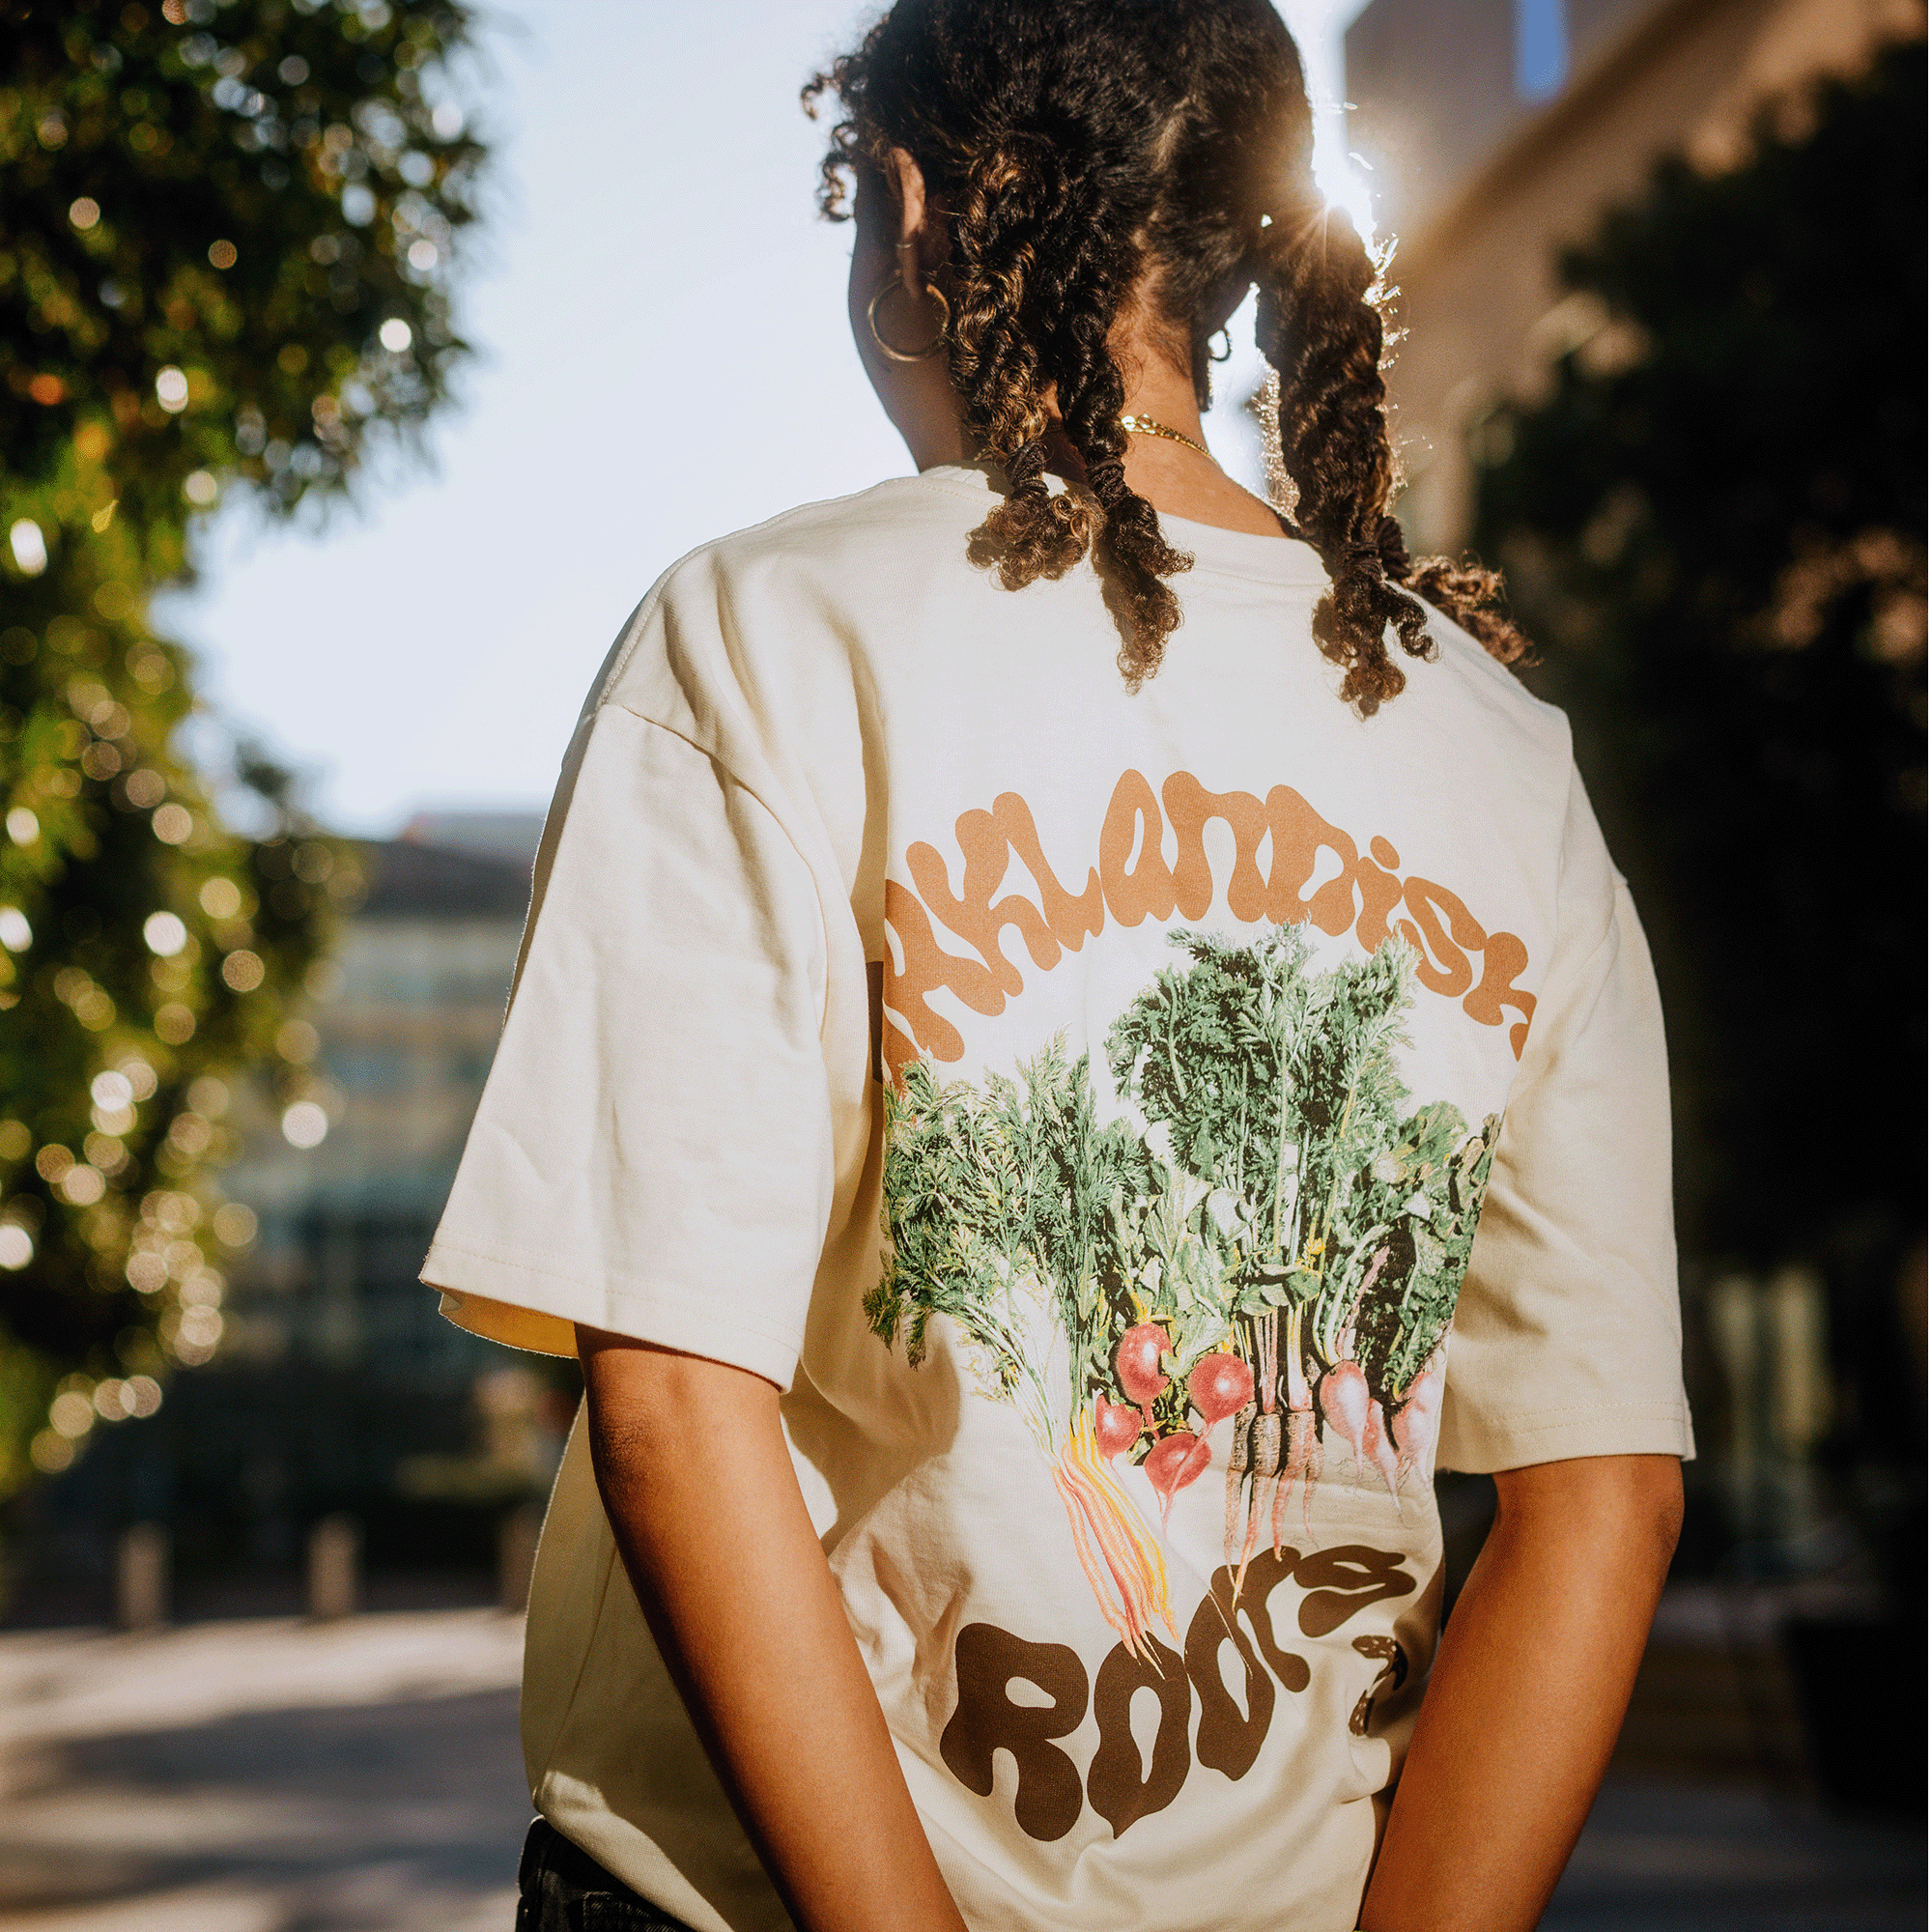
left=579, top=1327, right=971, bottom=1932
left=1357, top=1453, right=1682, bottom=1932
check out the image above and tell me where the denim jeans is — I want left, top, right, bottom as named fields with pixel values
left=514, top=1817, right=701, bottom=1932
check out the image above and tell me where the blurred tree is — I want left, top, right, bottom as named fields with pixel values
left=1472, top=41, right=1925, bottom=1524
left=0, top=0, right=484, bottom=1498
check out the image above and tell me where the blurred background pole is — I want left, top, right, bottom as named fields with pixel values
left=115, top=1520, right=169, bottom=1630
left=306, top=1513, right=359, bottom=1622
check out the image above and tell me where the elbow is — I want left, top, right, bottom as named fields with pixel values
left=1637, top=1454, right=1686, bottom=1572
left=1495, top=1451, right=1684, bottom=1579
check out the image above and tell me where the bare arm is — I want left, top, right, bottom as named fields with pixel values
left=577, top=1327, right=969, bottom=1932
left=1359, top=1453, right=1683, bottom=1932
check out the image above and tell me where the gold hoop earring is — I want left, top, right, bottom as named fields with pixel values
left=867, top=272, right=951, bottom=362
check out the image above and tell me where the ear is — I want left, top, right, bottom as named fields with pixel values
left=885, top=146, right=943, bottom=294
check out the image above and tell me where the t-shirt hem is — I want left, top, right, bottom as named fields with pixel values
left=1437, top=1401, right=1695, bottom=1474
left=422, top=1237, right=803, bottom=1388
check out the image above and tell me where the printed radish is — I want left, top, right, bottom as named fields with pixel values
left=1319, top=1358, right=1370, bottom=1463
left=1144, top=1429, right=1211, bottom=1526
left=1392, top=1353, right=1445, bottom=1485
left=1094, top=1397, right=1143, bottom=1463
left=1116, top=1322, right=1172, bottom=1430
left=1188, top=1350, right=1255, bottom=1430
left=1360, top=1398, right=1403, bottom=1509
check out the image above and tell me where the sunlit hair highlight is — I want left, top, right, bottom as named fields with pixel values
left=806, top=0, right=1529, bottom=709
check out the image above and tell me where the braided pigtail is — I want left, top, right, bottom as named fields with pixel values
left=1257, top=204, right=1529, bottom=712
left=1053, top=286, right=1192, bottom=688
left=952, top=142, right=1094, bottom=585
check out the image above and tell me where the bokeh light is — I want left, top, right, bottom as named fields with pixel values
left=221, top=950, right=266, bottom=992
left=212, top=1202, right=259, bottom=1247
left=155, top=365, right=189, bottom=412
left=0, top=906, right=32, bottom=952
left=91, top=1070, right=134, bottom=1109
left=0, top=1225, right=34, bottom=1270
left=9, top=519, right=47, bottom=576
left=281, top=1100, right=328, bottom=1149
left=144, top=911, right=189, bottom=955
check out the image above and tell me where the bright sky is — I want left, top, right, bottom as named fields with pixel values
left=158, top=1, right=1367, bottom=837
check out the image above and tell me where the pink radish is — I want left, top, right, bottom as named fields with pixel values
left=1116, top=1322, right=1171, bottom=1430
left=1187, top=1351, right=1254, bottom=1429
left=1319, top=1358, right=1371, bottom=1463
left=1094, top=1397, right=1142, bottom=1462
left=1144, top=1430, right=1210, bottom=1526
left=1392, top=1354, right=1445, bottom=1485
left=1360, top=1399, right=1403, bottom=1508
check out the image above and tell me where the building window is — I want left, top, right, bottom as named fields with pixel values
left=1516, top=0, right=1570, bottom=101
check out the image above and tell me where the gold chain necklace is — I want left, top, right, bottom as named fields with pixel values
left=1120, top=412, right=1213, bottom=459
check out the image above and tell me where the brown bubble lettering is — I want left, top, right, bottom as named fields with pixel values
left=1087, top=1636, right=1192, bottom=1836
left=1184, top=1574, right=1276, bottom=1780
left=940, top=1623, right=1090, bottom=1844
left=1293, top=1546, right=1418, bottom=1638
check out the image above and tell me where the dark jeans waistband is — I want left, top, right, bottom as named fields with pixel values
left=515, top=1816, right=701, bottom=1932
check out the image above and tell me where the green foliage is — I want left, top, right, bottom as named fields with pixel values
left=1109, top=928, right=1494, bottom=1402
left=0, top=0, right=484, bottom=1499
left=874, top=926, right=1501, bottom=1448
left=874, top=1043, right=1156, bottom=1446
left=1470, top=39, right=1925, bottom=1283
left=2, top=0, right=482, bottom=525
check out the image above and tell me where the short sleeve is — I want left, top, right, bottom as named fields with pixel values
left=419, top=700, right=834, bottom=1388
left=1436, top=773, right=1695, bottom=1472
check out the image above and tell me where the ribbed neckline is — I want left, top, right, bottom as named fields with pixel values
left=912, top=460, right=1330, bottom=590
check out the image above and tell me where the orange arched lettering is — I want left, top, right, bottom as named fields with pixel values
left=1399, top=876, right=1486, bottom=999
left=1098, top=769, right=1177, bottom=926
left=1163, top=773, right=1271, bottom=923
left=1463, top=929, right=1538, bottom=1059
left=1264, top=786, right=1358, bottom=936
left=881, top=879, right=1005, bottom=1077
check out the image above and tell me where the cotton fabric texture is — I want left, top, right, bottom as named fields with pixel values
left=422, top=463, right=1693, bottom=1932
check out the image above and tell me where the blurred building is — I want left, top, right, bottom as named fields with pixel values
left=1346, top=0, right=1922, bottom=549
left=5, top=815, right=567, bottom=1620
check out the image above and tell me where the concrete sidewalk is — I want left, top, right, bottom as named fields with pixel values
left=0, top=1610, right=527, bottom=1931
left=0, top=1605, right=1921, bottom=1930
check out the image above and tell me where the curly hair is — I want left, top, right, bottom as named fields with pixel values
left=805, top=0, right=1529, bottom=709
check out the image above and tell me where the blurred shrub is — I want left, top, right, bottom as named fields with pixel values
left=1473, top=38, right=1925, bottom=1292
left=0, top=0, right=484, bottom=1501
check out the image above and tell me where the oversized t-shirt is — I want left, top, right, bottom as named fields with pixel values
left=421, top=461, right=1693, bottom=1932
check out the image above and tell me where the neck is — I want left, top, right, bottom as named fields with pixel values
left=904, top=335, right=1287, bottom=541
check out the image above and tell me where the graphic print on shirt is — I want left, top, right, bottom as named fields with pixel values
left=870, top=920, right=1501, bottom=1662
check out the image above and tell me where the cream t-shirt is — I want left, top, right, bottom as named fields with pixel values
left=421, top=463, right=1693, bottom=1932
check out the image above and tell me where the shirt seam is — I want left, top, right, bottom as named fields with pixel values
left=1453, top=1400, right=1691, bottom=1426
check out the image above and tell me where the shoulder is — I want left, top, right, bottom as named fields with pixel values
left=592, top=473, right=978, bottom=712
left=1410, top=601, right=1570, bottom=757
left=657, top=472, right=973, bottom=608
